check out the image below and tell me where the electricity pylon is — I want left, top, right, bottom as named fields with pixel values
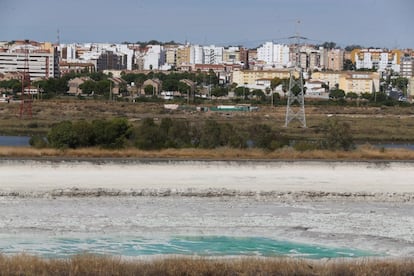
left=285, top=21, right=306, bottom=128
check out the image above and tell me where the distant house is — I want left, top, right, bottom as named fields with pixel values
left=305, top=79, right=328, bottom=98
left=180, top=79, right=196, bottom=92
left=67, top=77, right=91, bottom=95
left=142, top=78, right=162, bottom=95
left=108, top=77, right=127, bottom=96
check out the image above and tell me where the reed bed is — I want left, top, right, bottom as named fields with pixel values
left=0, top=254, right=413, bottom=276
left=1, top=145, right=414, bottom=160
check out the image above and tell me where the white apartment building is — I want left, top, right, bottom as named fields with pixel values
left=400, top=56, right=413, bottom=77
left=257, top=42, right=290, bottom=68
left=352, top=48, right=401, bottom=73
left=202, top=45, right=224, bottom=64
left=0, top=42, right=59, bottom=80
left=223, top=46, right=240, bottom=64
left=60, top=43, right=134, bottom=70
left=190, top=45, right=204, bottom=64
left=143, top=45, right=165, bottom=70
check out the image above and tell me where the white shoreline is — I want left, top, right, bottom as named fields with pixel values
left=1, top=160, right=414, bottom=195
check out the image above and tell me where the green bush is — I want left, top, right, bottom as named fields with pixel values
left=321, top=118, right=355, bottom=151
left=248, top=124, right=275, bottom=150
left=92, top=118, right=131, bottom=149
left=47, top=118, right=131, bottom=149
left=47, top=121, right=78, bottom=149
left=29, top=135, right=48, bottom=148
left=134, top=118, right=166, bottom=150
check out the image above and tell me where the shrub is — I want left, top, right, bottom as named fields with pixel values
left=92, top=118, right=131, bottom=149
left=134, top=118, right=166, bottom=150
left=248, top=124, right=275, bottom=150
left=47, top=118, right=131, bottom=149
left=199, top=120, right=222, bottom=149
left=47, top=121, right=78, bottom=149
left=321, top=118, right=355, bottom=151
left=29, top=135, right=48, bottom=149
left=293, top=141, right=320, bottom=151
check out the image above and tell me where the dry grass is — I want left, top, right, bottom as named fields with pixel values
left=1, top=145, right=414, bottom=160
left=0, top=254, right=413, bottom=275
left=3, top=100, right=414, bottom=143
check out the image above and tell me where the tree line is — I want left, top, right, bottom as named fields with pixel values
left=31, top=117, right=354, bottom=151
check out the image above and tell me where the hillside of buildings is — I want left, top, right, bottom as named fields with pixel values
left=0, top=39, right=413, bottom=103
left=0, top=40, right=414, bottom=155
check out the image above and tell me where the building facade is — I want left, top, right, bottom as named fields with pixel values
left=0, top=41, right=59, bottom=80
left=351, top=48, right=401, bottom=72
left=257, top=42, right=290, bottom=68
left=232, top=69, right=292, bottom=86
left=320, top=48, right=344, bottom=71
left=400, top=56, right=414, bottom=77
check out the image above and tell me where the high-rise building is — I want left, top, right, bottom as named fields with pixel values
left=320, top=48, right=344, bottom=71
left=257, top=42, right=290, bottom=68
left=351, top=48, right=401, bottom=72
left=96, top=51, right=127, bottom=71
left=400, top=56, right=414, bottom=77
left=0, top=41, right=59, bottom=80
left=176, top=45, right=191, bottom=66
left=190, top=45, right=204, bottom=64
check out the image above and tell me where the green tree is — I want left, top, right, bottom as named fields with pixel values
left=392, top=77, right=408, bottom=94
left=72, top=120, right=94, bottom=147
left=234, top=86, right=248, bottom=99
left=322, top=118, right=354, bottom=151
left=199, top=120, right=222, bottom=149
left=144, top=85, right=155, bottom=95
left=219, top=123, right=247, bottom=149
left=47, top=121, right=78, bottom=149
left=321, top=41, right=337, bottom=49
left=92, top=118, right=131, bottom=149
left=248, top=124, right=275, bottom=149
left=343, top=59, right=355, bottom=71
left=161, top=118, right=192, bottom=148
left=177, top=82, right=190, bottom=94
left=270, top=77, right=282, bottom=90
left=251, top=89, right=266, bottom=101
left=79, top=80, right=96, bottom=95
left=211, top=87, right=228, bottom=97
left=89, top=72, right=107, bottom=81
left=134, top=118, right=166, bottom=150
left=346, top=92, right=358, bottom=100
left=345, top=45, right=362, bottom=51
left=329, top=89, right=345, bottom=100
left=95, top=79, right=111, bottom=95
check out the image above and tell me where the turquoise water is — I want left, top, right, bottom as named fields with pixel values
left=0, top=236, right=377, bottom=259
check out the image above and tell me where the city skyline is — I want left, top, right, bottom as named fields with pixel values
left=1, top=0, right=413, bottom=49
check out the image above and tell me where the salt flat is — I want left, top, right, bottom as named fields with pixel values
left=0, top=160, right=413, bottom=257
left=1, top=160, right=414, bottom=194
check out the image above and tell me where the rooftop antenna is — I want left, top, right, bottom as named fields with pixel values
left=57, top=29, right=60, bottom=46
left=284, top=20, right=306, bottom=128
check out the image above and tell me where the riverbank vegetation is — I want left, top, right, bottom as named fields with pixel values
left=1, top=144, right=414, bottom=160
left=0, top=254, right=413, bottom=275
left=2, top=100, right=414, bottom=160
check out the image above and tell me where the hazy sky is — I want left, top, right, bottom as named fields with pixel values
left=1, top=0, right=413, bottom=48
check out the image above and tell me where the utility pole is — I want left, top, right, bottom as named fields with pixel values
left=285, top=20, right=306, bottom=128
left=19, top=41, right=32, bottom=119
left=109, top=81, right=112, bottom=101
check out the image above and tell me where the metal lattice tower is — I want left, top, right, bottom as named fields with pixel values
left=285, top=21, right=306, bottom=128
